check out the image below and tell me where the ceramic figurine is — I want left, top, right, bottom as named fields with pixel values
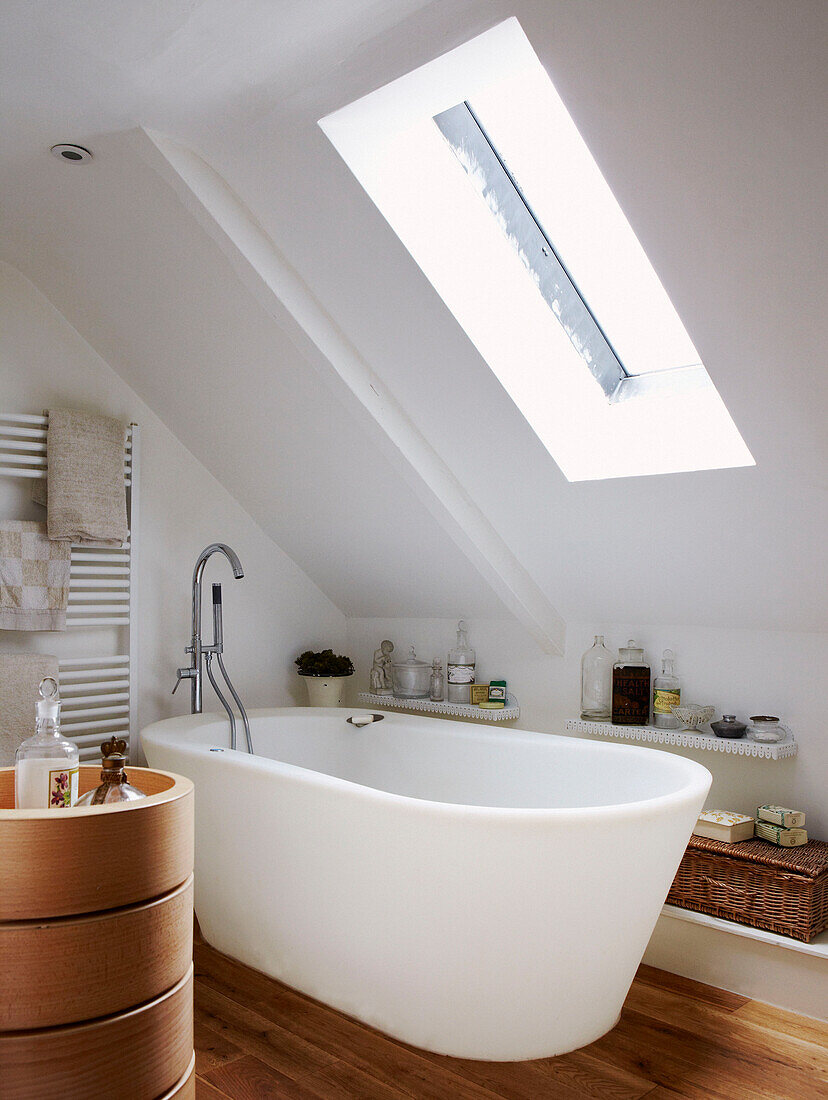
left=370, top=640, right=395, bottom=695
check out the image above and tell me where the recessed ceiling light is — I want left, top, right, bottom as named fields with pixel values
left=50, top=144, right=93, bottom=163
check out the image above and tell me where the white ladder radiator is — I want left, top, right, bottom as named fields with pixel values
left=0, top=413, right=139, bottom=761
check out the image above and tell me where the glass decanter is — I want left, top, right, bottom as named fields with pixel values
left=15, top=677, right=79, bottom=809
left=76, top=737, right=146, bottom=805
left=580, top=635, right=613, bottom=721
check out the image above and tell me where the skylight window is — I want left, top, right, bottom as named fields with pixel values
left=321, top=19, right=754, bottom=480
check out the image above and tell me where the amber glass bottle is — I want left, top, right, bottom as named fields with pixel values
left=611, top=640, right=651, bottom=726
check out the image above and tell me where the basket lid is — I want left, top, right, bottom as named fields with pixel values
left=686, top=835, right=828, bottom=880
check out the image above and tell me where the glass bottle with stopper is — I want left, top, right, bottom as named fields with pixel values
left=430, top=658, right=445, bottom=702
left=447, top=620, right=476, bottom=703
left=76, top=737, right=146, bottom=805
left=653, top=649, right=681, bottom=728
left=15, top=677, right=79, bottom=809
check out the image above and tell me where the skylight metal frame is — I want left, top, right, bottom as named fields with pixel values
left=435, top=101, right=631, bottom=401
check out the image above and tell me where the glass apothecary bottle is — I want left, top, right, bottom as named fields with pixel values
left=76, top=737, right=146, bottom=805
left=611, top=640, right=651, bottom=726
left=429, top=658, right=445, bottom=702
left=15, top=677, right=79, bottom=809
left=447, top=620, right=476, bottom=703
left=653, top=649, right=681, bottom=728
left=580, top=635, right=613, bottom=721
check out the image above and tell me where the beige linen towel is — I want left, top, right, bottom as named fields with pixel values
left=0, top=653, right=59, bottom=765
left=32, top=408, right=128, bottom=546
left=0, top=521, right=71, bottom=631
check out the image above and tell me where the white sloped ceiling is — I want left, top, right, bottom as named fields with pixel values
left=1, top=0, right=825, bottom=632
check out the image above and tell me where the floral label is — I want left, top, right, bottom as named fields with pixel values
left=653, top=688, right=681, bottom=715
left=49, top=766, right=79, bottom=808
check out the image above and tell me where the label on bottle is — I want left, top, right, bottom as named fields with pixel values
left=447, top=662, right=475, bottom=684
left=654, top=688, right=681, bottom=715
left=612, top=667, right=651, bottom=725
left=49, top=765, right=79, bottom=808
left=16, top=759, right=78, bottom=809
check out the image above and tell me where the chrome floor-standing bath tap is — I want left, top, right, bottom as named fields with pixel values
left=173, top=543, right=253, bottom=753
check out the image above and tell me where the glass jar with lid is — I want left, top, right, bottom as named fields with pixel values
left=611, top=640, right=651, bottom=726
left=391, top=646, right=431, bottom=698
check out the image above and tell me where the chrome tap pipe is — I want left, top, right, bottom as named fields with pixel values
left=173, top=543, right=253, bottom=752
left=190, top=543, right=243, bottom=714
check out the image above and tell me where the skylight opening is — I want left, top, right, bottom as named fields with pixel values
left=320, top=18, right=754, bottom=480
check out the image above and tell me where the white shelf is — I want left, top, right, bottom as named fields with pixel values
left=566, top=718, right=797, bottom=760
left=357, top=692, right=519, bottom=722
left=661, top=904, right=828, bottom=960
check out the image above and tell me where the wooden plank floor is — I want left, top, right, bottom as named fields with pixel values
left=193, top=939, right=828, bottom=1099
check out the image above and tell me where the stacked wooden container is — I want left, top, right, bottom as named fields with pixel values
left=0, top=765, right=195, bottom=1099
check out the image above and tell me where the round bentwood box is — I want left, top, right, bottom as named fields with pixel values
left=0, top=967, right=194, bottom=1100
left=0, top=764, right=195, bottom=1099
left=0, top=764, right=193, bottom=919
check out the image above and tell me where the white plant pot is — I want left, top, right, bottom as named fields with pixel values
left=301, top=675, right=350, bottom=708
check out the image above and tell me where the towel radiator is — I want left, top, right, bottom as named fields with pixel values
left=0, top=413, right=139, bottom=762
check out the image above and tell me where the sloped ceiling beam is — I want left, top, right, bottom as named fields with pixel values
left=136, top=128, right=565, bottom=655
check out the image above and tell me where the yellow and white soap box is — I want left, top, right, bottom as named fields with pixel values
left=693, top=811, right=755, bottom=843
left=756, top=805, right=805, bottom=828
left=755, top=821, right=808, bottom=847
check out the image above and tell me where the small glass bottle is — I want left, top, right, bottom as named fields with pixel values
left=76, top=737, right=146, bottom=805
left=653, top=649, right=681, bottom=728
left=611, top=640, right=651, bottom=726
left=580, top=635, right=613, bottom=721
left=429, top=658, right=445, bottom=702
left=447, top=620, right=476, bottom=703
left=15, top=677, right=79, bottom=809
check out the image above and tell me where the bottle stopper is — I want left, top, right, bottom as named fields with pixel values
left=100, top=737, right=128, bottom=769
left=36, top=676, right=61, bottom=721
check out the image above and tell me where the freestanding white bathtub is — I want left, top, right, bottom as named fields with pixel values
left=142, top=707, right=710, bottom=1060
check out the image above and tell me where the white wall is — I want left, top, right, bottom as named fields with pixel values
left=346, top=615, right=828, bottom=1018
left=0, top=261, right=346, bottom=756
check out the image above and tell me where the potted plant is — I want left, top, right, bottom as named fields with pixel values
left=295, top=649, right=355, bottom=707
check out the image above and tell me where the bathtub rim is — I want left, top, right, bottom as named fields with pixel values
left=141, top=708, right=711, bottom=820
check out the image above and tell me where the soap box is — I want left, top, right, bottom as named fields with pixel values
left=693, top=811, right=755, bottom=843
left=469, top=684, right=489, bottom=706
left=755, top=821, right=808, bottom=847
left=757, top=805, right=805, bottom=828
left=488, top=680, right=507, bottom=702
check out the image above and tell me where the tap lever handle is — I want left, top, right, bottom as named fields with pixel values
left=172, top=666, right=195, bottom=694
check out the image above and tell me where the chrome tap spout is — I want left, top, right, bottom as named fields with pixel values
left=173, top=542, right=253, bottom=752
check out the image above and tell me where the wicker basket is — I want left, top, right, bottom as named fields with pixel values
left=667, top=835, right=828, bottom=942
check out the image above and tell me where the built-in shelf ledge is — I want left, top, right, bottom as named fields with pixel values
left=357, top=693, right=520, bottom=722
left=566, top=719, right=797, bottom=760
left=661, top=904, right=828, bottom=960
